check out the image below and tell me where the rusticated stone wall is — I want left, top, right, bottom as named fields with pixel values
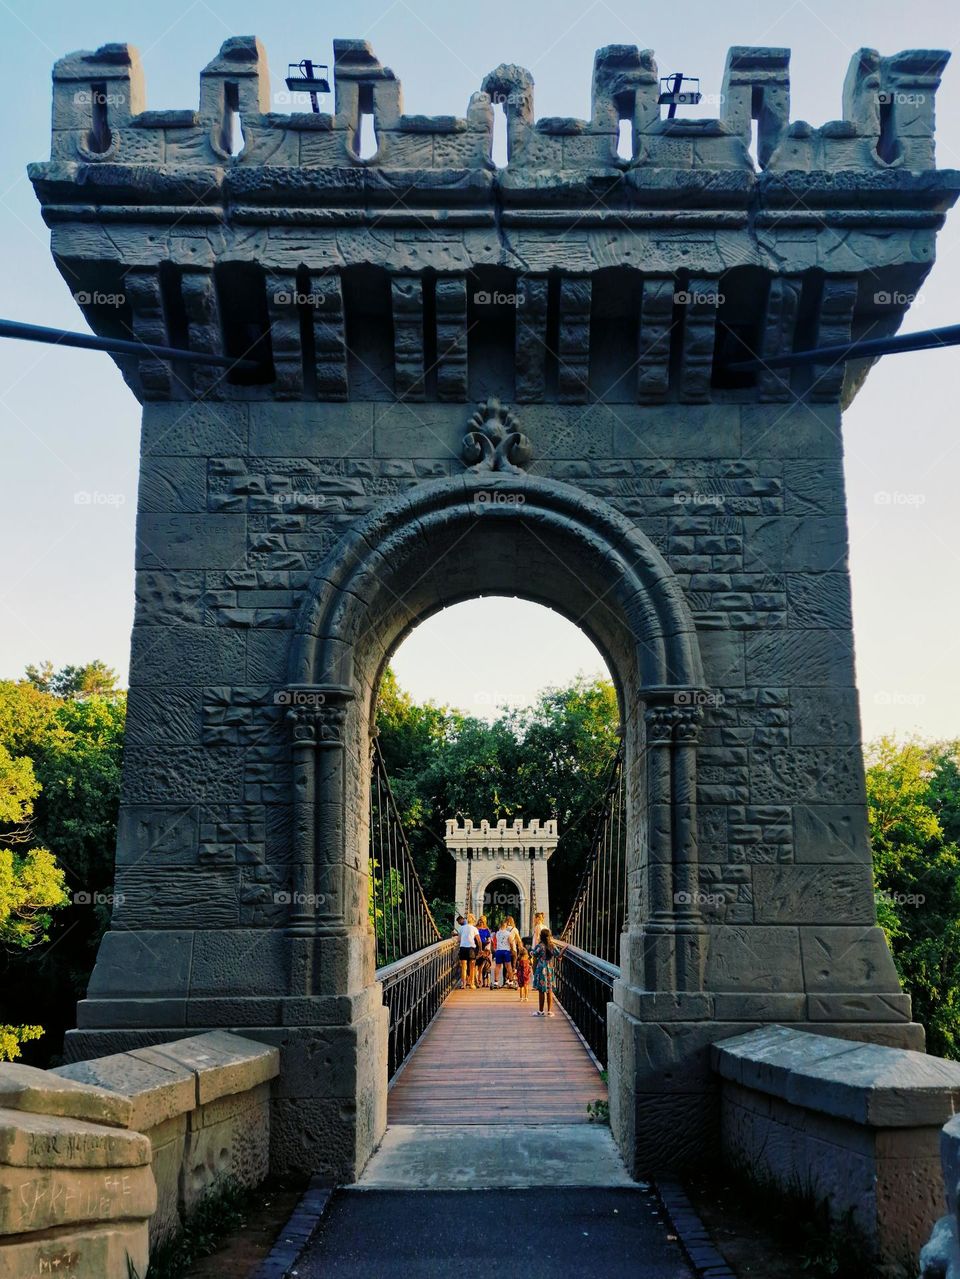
left=0, top=1032, right=279, bottom=1277
left=714, top=1026, right=960, bottom=1274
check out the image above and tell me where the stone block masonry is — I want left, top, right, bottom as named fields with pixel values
left=0, top=1031, right=279, bottom=1277
left=28, top=33, right=959, bottom=1182
left=714, top=1026, right=960, bottom=1273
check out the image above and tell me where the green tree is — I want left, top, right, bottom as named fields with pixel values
left=0, top=719, right=68, bottom=1060
left=25, top=659, right=120, bottom=700
left=374, top=670, right=620, bottom=927
left=0, top=672, right=125, bottom=1064
left=866, top=737, right=960, bottom=1058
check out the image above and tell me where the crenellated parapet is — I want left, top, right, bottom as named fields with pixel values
left=29, top=37, right=959, bottom=408
left=444, top=817, right=559, bottom=852
left=40, top=37, right=952, bottom=177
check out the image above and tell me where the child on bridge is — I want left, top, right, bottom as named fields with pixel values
left=531, top=928, right=557, bottom=1017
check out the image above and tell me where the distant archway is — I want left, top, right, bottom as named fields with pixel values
left=475, top=873, right=525, bottom=932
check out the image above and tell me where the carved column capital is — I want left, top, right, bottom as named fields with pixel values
left=644, top=693, right=707, bottom=743
left=285, top=685, right=354, bottom=748
left=644, top=704, right=679, bottom=742
left=674, top=705, right=704, bottom=743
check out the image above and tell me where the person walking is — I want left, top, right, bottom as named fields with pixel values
left=515, top=944, right=532, bottom=1002
left=495, top=916, right=518, bottom=988
left=531, top=927, right=557, bottom=1017
left=458, top=912, right=480, bottom=990
left=475, top=915, right=492, bottom=988
left=475, top=930, right=492, bottom=989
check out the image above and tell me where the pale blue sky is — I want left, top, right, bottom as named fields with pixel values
left=1, top=0, right=959, bottom=738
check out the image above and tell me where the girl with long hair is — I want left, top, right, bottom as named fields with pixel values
left=531, top=927, right=557, bottom=1017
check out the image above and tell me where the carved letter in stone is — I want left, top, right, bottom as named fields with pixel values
left=461, top=399, right=533, bottom=473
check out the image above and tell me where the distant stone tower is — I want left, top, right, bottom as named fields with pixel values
left=30, top=36, right=957, bottom=1180
left=445, top=817, right=558, bottom=932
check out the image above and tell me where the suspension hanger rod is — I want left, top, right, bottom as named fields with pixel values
left=725, top=323, right=960, bottom=373
left=0, top=318, right=259, bottom=371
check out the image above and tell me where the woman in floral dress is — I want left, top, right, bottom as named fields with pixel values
left=531, top=927, right=557, bottom=1017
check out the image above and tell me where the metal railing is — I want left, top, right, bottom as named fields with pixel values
left=378, top=937, right=459, bottom=1078
left=553, top=942, right=618, bottom=1067
left=553, top=746, right=626, bottom=1067
left=559, top=745, right=626, bottom=966
left=370, top=737, right=444, bottom=968
left=370, top=738, right=455, bottom=1077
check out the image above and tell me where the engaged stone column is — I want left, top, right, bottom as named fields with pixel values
left=287, top=686, right=354, bottom=997
left=672, top=704, right=705, bottom=992
left=641, top=700, right=705, bottom=992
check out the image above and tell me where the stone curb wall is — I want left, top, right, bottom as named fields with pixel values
left=0, top=1030, right=280, bottom=1277
left=920, top=1114, right=960, bottom=1278
left=711, top=1025, right=960, bottom=1271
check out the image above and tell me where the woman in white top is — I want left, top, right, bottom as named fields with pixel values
left=457, top=912, right=480, bottom=990
left=494, top=915, right=520, bottom=988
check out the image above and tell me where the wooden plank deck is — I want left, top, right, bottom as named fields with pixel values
left=388, top=987, right=607, bottom=1125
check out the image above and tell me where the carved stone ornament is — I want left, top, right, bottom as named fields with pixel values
left=644, top=702, right=704, bottom=743
left=461, top=398, right=533, bottom=473
left=286, top=700, right=349, bottom=747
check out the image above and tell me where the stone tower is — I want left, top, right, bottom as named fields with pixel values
left=30, top=36, right=957, bottom=1180
left=445, top=817, right=558, bottom=932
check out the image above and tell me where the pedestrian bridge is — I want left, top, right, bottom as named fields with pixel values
left=370, top=738, right=626, bottom=1086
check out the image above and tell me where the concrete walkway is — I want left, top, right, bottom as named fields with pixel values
left=358, top=1122, right=635, bottom=1188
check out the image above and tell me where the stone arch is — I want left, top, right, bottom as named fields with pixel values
left=472, top=869, right=527, bottom=932
left=284, top=470, right=707, bottom=997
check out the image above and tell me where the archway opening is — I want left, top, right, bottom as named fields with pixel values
left=481, top=876, right=524, bottom=931
left=289, top=473, right=704, bottom=1124
left=376, top=594, right=620, bottom=940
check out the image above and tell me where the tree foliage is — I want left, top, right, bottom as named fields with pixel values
left=0, top=667, right=125, bottom=1063
left=25, top=659, right=120, bottom=700
left=0, top=682, right=71, bottom=1060
left=866, top=737, right=960, bottom=1059
left=376, top=669, right=620, bottom=926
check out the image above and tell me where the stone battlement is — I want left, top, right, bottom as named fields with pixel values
left=41, top=38, right=952, bottom=176
left=29, top=37, right=960, bottom=410
left=444, top=817, right=558, bottom=847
